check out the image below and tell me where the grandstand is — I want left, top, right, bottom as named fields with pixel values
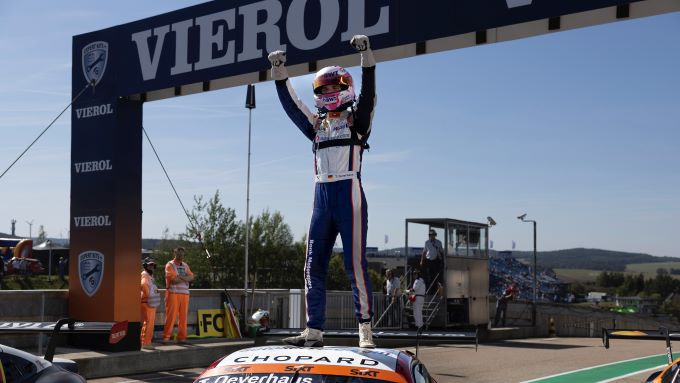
left=490, top=251, right=569, bottom=303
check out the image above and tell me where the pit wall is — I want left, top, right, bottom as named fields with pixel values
left=2, top=290, right=678, bottom=349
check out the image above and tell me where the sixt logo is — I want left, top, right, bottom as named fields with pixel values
left=82, top=41, right=109, bottom=85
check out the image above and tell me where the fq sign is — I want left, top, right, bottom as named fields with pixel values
left=198, top=310, right=225, bottom=337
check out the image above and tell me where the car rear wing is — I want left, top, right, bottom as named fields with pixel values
left=0, top=318, right=128, bottom=361
left=602, top=328, right=680, bottom=365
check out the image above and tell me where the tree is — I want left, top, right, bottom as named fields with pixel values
left=596, top=271, right=624, bottom=288
left=182, top=191, right=243, bottom=288
left=327, top=254, right=350, bottom=291
left=326, top=252, right=384, bottom=295
left=618, top=273, right=644, bottom=296
left=246, top=209, right=304, bottom=288
left=644, top=274, right=679, bottom=298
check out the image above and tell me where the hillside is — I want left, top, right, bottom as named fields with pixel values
left=503, top=248, right=678, bottom=272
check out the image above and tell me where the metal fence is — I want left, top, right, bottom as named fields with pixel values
left=240, top=289, right=403, bottom=329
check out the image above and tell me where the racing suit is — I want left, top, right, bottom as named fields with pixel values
left=274, top=65, right=376, bottom=330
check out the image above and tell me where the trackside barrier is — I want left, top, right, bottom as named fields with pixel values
left=3, top=290, right=679, bottom=349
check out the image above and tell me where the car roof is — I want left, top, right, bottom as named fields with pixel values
left=202, top=346, right=410, bottom=382
left=222, top=345, right=402, bottom=365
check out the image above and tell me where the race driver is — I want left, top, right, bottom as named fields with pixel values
left=268, top=34, right=376, bottom=348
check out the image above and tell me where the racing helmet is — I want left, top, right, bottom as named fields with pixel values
left=251, top=309, right=270, bottom=330
left=312, top=66, right=355, bottom=112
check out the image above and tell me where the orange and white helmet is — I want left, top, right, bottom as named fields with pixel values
left=312, top=66, right=355, bottom=112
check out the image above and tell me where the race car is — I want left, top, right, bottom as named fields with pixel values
left=603, top=327, right=680, bottom=383
left=0, top=343, right=85, bottom=383
left=0, top=318, right=128, bottom=383
left=193, top=345, right=437, bottom=383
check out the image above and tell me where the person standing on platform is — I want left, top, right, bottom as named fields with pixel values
left=140, top=257, right=160, bottom=349
left=420, top=229, right=444, bottom=289
left=269, top=34, right=377, bottom=348
left=162, top=247, right=194, bottom=344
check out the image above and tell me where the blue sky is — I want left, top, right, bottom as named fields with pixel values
left=0, top=2, right=678, bottom=257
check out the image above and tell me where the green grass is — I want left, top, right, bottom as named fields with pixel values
left=626, top=262, right=680, bottom=278
left=554, top=263, right=680, bottom=284
left=553, top=268, right=604, bottom=283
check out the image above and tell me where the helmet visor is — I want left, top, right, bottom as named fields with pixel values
left=313, top=72, right=351, bottom=94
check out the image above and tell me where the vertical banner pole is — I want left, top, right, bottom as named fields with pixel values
left=244, top=84, right=256, bottom=322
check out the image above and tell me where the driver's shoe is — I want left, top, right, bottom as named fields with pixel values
left=359, top=322, right=376, bottom=348
left=283, top=327, right=323, bottom=347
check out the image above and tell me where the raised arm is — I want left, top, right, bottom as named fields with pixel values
left=268, top=50, right=316, bottom=141
left=350, top=35, right=376, bottom=136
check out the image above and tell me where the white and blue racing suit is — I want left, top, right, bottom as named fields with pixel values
left=274, top=66, right=376, bottom=330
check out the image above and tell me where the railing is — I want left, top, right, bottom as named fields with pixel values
left=241, top=289, right=404, bottom=330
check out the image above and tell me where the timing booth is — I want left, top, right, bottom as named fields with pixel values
left=405, top=218, right=489, bottom=328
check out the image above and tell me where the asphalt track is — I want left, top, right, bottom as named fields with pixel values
left=89, top=337, right=669, bottom=383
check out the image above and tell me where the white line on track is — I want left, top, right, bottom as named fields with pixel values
left=519, top=354, right=665, bottom=383
left=596, top=365, right=665, bottom=383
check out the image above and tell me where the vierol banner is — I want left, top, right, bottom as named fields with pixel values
left=71, top=0, right=672, bottom=100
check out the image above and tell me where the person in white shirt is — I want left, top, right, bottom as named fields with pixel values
left=384, top=269, right=401, bottom=327
left=410, top=269, right=426, bottom=328
left=420, top=229, right=444, bottom=290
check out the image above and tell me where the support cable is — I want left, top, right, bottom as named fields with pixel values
left=142, top=126, right=212, bottom=258
left=0, top=81, right=93, bottom=181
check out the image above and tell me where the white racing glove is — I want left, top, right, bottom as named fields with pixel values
left=350, top=35, right=375, bottom=68
left=267, top=50, right=288, bottom=81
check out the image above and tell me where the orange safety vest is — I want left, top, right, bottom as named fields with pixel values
left=165, top=260, right=192, bottom=294
left=141, top=270, right=161, bottom=308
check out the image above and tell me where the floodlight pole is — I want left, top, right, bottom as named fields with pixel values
left=26, top=220, right=34, bottom=239
left=244, top=84, right=256, bottom=319
left=531, top=220, right=537, bottom=327
left=47, top=240, right=52, bottom=282
left=519, top=216, right=538, bottom=327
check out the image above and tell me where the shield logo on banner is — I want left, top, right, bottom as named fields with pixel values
left=81, top=41, right=108, bottom=86
left=78, top=251, right=105, bottom=297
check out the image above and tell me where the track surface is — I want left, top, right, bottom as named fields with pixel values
left=90, top=337, right=667, bottom=382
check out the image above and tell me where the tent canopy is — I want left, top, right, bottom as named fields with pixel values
left=33, top=240, right=69, bottom=251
